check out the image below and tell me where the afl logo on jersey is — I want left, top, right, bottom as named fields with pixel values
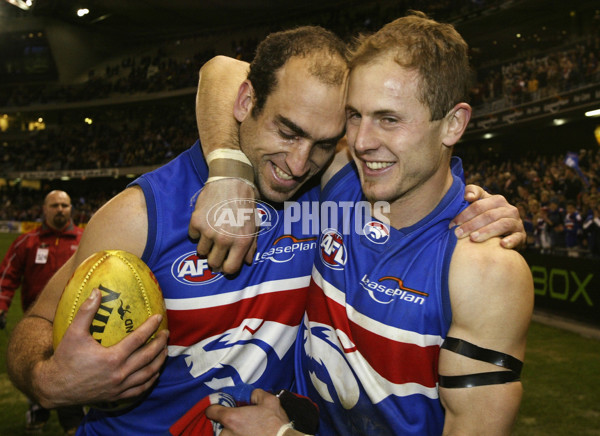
left=363, top=221, right=390, bottom=244
left=171, top=251, right=224, bottom=285
left=319, top=228, right=347, bottom=270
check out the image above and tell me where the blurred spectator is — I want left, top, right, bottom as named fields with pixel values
left=535, top=202, right=554, bottom=253
left=563, top=200, right=583, bottom=256
left=0, top=190, right=85, bottom=434
left=517, top=201, right=535, bottom=247
left=583, top=202, right=600, bottom=256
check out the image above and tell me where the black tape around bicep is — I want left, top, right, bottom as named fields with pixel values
left=439, top=337, right=523, bottom=389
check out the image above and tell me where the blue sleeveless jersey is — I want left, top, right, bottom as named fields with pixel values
left=78, top=141, right=319, bottom=435
left=295, top=159, right=469, bottom=435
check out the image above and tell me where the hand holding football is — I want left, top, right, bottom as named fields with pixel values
left=53, top=249, right=168, bottom=349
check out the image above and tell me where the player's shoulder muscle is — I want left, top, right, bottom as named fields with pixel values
left=449, top=238, right=533, bottom=336
left=75, top=186, right=148, bottom=263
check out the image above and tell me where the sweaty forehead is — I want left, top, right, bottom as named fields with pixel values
left=347, top=60, right=428, bottom=116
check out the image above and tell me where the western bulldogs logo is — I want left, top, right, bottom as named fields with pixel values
left=303, top=323, right=360, bottom=409
left=168, top=319, right=297, bottom=391
left=319, top=229, right=347, bottom=270
left=302, top=321, right=439, bottom=417
left=171, top=251, right=224, bottom=285
left=363, top=221, right=390, bottom=244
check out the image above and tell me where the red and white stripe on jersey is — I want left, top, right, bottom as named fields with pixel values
left=306, top=267, right=442, bottom=398
left=165, top=276, right=311, bottom=346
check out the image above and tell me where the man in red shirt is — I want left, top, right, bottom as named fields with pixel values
left=0, top=190, right=84, bottom=435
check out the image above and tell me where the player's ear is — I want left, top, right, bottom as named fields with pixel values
left=441, top=102, right=472, bottom=148
left=233, top=80, right=255, bottom=123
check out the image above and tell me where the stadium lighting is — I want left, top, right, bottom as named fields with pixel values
left=3, top=0, right=33, bottom=11
left=585, top=109, right=600, bottom=117
left=77, top=8, right=90, bottom=17
left=483, top=133, right=494, bottom=139
left=552, top=118, right=567, bottom=126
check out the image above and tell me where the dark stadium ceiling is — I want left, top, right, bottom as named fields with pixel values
left=1, top=0, right=357, bottom=41
left=1, top=0, right=599, bottom=63
left=0, top=0, right=600, bottom=37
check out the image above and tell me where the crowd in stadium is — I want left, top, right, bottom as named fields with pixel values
left=1, top=105, right=197, bottom=172
left=464, top=149, right=600, bottom=257
left=472, top=36, right=600, bottom=113
left=2, top=147, right=599, bottom=257
left=1, top=1, right=599, bottom=111
left=3, top=33, right=598, bottom=112
left=1, top=0, right=599, bottom=258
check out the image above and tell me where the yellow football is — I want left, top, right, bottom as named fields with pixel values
left=53, top=249, right=168, bottom=410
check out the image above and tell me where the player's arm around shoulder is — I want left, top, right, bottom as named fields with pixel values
left=440, top=237, right=534, bottom=435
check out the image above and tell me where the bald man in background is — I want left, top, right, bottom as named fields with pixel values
left=0, top=190, right=84, bottom=435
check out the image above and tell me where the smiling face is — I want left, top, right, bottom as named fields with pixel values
left=236, top=56, right=347, bottom=203
left=345, top=56, right=454, bottom=222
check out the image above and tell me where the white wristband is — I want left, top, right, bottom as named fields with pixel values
left=276, top=422, right=294, bottom=436
left=205, top=176, right=257, bottom=191
left=206, top=149, right=252, bottom=167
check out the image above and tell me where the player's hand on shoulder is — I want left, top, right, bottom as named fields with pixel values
left=189, top=179, right=258, bottom=274
left=452, top=185, right=525, bottom=249
left=46, top=289, right=168, bottom=408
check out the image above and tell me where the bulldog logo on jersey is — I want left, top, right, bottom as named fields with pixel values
left=319, top=229, right=347, bottom=270
left=171, top=251, right=224, bottom=285
left=168, top=319, right=297, bottom=391
left=303, top=320, right=440, bottom=413
left=363, top=221, right=390, bottom=244
left=303, top=323, right=360, bottom=410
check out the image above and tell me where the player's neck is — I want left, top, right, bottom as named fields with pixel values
left=386, top=169, right=453, bottom=230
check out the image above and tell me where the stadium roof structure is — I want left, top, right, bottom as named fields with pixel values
left=1, top=0, right=364, bottom=42
left=1, top=0, right=600, bottom=151
left=1, top=0, right=598, bottom=59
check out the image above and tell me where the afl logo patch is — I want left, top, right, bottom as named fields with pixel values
left=319, top=228, right=347, bottom=270
left=363, top=221, right=390, bottom=244
left=171, top=251, right=224, bottom=285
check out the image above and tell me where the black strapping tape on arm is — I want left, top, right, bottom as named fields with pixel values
left=439, top=371, right=519, bottom=388
left=439, top=337, right=523, bottom=389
